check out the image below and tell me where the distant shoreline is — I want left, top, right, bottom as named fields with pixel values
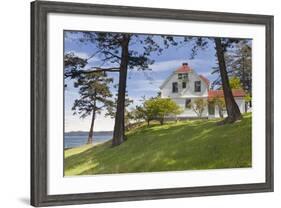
left=64, top=132, right=113, bottom=149
left=64, top=140, right=110, bottom=150
left=65, top=131, right=113, bottom=136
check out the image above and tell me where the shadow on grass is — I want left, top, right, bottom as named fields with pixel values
left=65, top=115, right=252, bottom=176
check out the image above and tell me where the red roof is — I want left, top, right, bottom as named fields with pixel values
left=199, top=75, right=210, bottom=86
left=208, top=89, right=246, bottom=98
left=175, top=64, right=209, bottom=86
left=176, top=63, right=192, bottom=73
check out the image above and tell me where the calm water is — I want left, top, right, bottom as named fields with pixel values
left=64, top=134, right=112, bottom=149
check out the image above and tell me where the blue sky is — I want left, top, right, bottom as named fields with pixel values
left=64, top=32, right=242, bottom=132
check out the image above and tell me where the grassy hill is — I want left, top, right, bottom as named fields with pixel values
left=64, top=113, right=252, bottom=176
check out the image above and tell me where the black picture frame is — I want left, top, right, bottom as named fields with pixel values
left=31, top=0, right=274, bottom=207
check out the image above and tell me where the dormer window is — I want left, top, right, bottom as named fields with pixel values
left=194, top=81, right=201, bottom=92
left=178, top=73, right=188, bottom=80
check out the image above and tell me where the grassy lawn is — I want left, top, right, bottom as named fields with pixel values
left=64, top=113, right=252, bottom=176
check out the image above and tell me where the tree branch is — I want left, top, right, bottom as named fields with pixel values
left=80, top=67, right=120, bottom=74
left=86, top=50, right=101, bottom=61
left=103, top=51, right=121, bottom=59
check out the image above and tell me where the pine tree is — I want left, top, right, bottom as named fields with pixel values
left=72, top=72, right=113, bottom=144
left=185, top=37, right=244, bottom=123
left=210, top=42, right=252, bottom=93
left=69, top=32, right=176, bottom=146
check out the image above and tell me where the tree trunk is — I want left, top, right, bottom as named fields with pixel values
left=112, top=35, right=130, bottom=146
left=215, top=38, right=242, bottom=124
left=87, top=107, right=96, bottom=144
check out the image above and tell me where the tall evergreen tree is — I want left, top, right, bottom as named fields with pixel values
left=229, top=44, right=252, bottom=93
left=185, top=37, right=243, bottom=123
left=69, top=32, right=176, bottom=146
left=72, top=72, right=113, bottom=144
left=214, top=38, right=242, bottom=123
left=211, top=42, right=252, bottom=93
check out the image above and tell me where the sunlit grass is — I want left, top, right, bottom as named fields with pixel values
left=64, top=113, right=252, bottom=176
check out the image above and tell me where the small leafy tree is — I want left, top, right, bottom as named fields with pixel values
left=143, top=98, right=182, bottom=125
left=229, top=77, right=242, bottom=89
left=187, top=98, right=208, bottom=118
left=72, top=72, right=113, bottom=144
left=142, top=100, right=158, bottom=126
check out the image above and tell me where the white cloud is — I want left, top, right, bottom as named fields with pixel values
left=65, top=50, right=100, bottom=63
left=149, top=59, right=186, bottom=72
left=148, top=58, right=211, bottom=72
left=65, top=50, right=89, bottom=59
left=128, top=79, right=164, bottom=93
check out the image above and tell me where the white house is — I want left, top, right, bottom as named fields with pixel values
left=159, top=63, right=246, bottom=118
